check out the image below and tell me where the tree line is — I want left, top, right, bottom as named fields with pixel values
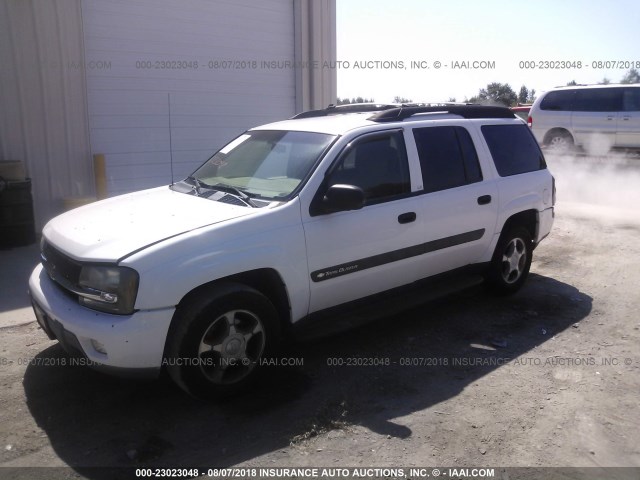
left=338, top=68, right=640, bottom=107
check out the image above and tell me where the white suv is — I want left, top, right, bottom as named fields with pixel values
left=29, top=104, right=555, bottom=397
left=529, top=84, right=640, bottom=152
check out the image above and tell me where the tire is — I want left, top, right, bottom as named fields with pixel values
left=546, top=131, right=574, bottom=152
left=165, top=282, right=280, bottom=399
left=485, top=226, right=533, bottom=295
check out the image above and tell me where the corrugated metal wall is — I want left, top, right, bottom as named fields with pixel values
left=294, top=0, right=337, bottom=112
left=0, top=0, right=93, bottom=230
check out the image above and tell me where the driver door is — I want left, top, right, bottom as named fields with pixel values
left=301, top=130, right=426, bottom=313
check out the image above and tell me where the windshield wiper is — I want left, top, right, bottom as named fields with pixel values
left=185, top=176, right=215, bottom=196
left=212, top=183, right=258, bottom=207
left=184, top=177, right=258, bottom=207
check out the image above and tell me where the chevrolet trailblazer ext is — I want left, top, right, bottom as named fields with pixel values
left=29, top=104, right=555, bottom=398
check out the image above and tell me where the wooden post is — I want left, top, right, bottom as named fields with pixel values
left=93, top=154, right=107, bottom=199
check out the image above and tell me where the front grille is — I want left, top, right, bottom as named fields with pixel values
left=41, top=241, right=82, bottom=291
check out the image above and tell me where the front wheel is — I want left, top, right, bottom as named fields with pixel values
left=485, top=227, right=533, bottom=295
left=165, top=283, right=280, bottom=399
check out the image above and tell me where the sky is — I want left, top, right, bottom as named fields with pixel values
left=336, top=0, right=640, bottom=103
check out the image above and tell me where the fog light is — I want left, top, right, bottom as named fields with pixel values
left=91, top=339, right=107, bottom=355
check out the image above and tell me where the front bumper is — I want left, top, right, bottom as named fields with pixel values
left=29, top=264, right=175, bottom=377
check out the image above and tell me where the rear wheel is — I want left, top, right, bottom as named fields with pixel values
left=485, top=227, right=533, bottom=295
left=166, top=283, right=280, bottom=399
left=546, top=131, right=574, bottom=152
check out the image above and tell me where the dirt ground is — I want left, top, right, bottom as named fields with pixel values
left=0, top=154, right=639, bottom=478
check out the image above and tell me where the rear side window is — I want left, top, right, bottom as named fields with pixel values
left=623, top=88, right=640, bottom=111
left=481, top=125, right=546, bottom=177
left=413, top=126, right=483, bottom=193
left=574, top=88, right=623, bottom=112
left=540, top=90, right=575, bottom=111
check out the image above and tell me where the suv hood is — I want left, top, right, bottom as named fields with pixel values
left=43, top=186, right=254, bottom=262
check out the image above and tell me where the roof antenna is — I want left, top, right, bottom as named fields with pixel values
left=168, top=92, right=174, bottom=186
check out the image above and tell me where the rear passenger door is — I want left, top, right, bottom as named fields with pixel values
left=408, top=125, right=498, bottom=276
left=572, top=88, right=622, bottom=149
left=617, top=88, right=640, bottom=147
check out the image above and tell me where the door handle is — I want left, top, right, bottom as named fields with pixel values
left=623, top=116, right=631, bottom=121
left=607, top=116, right=615, bottom=121
left=477, top=195, right=492, bottom=205
left=398, top=212, right=416, bottom=224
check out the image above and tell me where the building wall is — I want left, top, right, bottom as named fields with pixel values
left=0, top=0, right=93, bottom=230
left=0, top=0, right=337, bottom=230
left=294, top=0, right=337, bottom=112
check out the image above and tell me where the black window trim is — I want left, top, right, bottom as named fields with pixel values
left=454, top=126, right=484, bottom=185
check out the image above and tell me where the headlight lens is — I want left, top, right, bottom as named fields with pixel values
left=78, top=265, right=139, bottom=315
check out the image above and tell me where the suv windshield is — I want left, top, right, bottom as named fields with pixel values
left=190, top=130, right=336, bottom=201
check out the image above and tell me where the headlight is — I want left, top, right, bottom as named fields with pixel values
left=78, top=265, right=139, bottom=315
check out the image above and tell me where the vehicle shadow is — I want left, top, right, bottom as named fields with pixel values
left=22, top=273, right=591, bottom=478
left=0, top=243, right=40, bottom=314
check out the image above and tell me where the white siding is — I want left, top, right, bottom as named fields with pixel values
left=0, top=0, right=92, bottom=230
left=294, top=0, right=337, bottom=111
left=81, top=0, right=297, bottom=196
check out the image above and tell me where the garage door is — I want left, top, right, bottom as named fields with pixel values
left=82, top=0, right=296, bottom=196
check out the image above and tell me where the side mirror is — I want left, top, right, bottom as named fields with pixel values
left=321, top=184, right=365, bottom=213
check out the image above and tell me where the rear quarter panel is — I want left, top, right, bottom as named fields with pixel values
left=529, top=97, right=573, bottom=145
left=469, top=120, right=554, bottom=259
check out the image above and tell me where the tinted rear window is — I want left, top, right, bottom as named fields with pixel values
left=413, top=126, right=482, bottom=193
left=540, top=90, right=575, bottom=111
left=574, top=88, right=622, bottom=112
left=481, top=125, right=546, bottom=177
left=623, top=88, right=640, bottom=111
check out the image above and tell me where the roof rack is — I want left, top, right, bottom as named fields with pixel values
left=369, top=105, right=515, bottom=122
left=292, top=103, right=515, bottom=122
left=291, top=103, right=398, bottom=119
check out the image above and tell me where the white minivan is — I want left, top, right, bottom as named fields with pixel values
left=529, top=84, right=640, bottom=152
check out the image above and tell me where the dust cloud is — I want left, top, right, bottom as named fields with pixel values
left=545, top=150, right=640, bottom=226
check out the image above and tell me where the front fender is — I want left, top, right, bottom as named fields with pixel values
left=123, top=201, right=310, bottom=323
